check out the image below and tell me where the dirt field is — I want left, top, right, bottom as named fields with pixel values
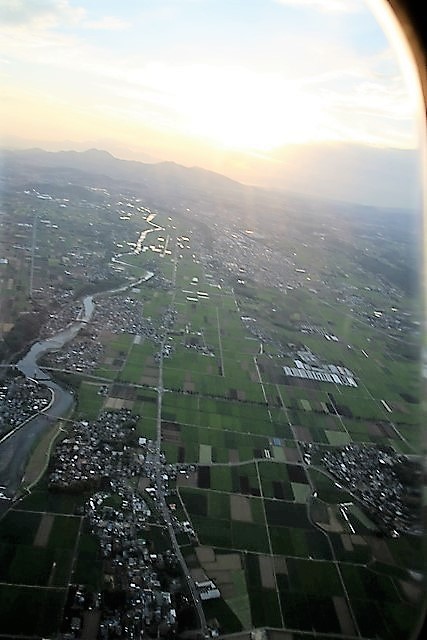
left=258, top=555, right=275, bottom=589
left=366, top=536, right=394, bottom=564
left=230, top=494, right=252, bottom=522
left=198, top=548, right=242, bottom=573
left=105, top=397, right=125, bottom=409
left=163, top=422, right=181, bottom=443
left=82, top=611, right=101, bottom=640
left=341, top=534, right=354, bottom=551
left=176, top=471, right=198, bottom=487
left=333, top=595, right=357, bottom=636
left=367, top=422, right=383, bottom=436
left=284, top=447, right=301, bottom=462
left=273, top=556, right=288, bottom=575
left=195, top=546, right=215, bottom=563
left=110, top=384, right=137, bottom=399
left=229, top=449, right=240, bottom=463
left=34, top=513, right=54, bottom=547
left=293, top=425, right=313, bottom=441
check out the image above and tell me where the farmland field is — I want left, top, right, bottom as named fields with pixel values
left=0, top=186, right=423, bottom=640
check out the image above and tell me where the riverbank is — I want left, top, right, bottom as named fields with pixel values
left=0, top=270, right=155, bottom=503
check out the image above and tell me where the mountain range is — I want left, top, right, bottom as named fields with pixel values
left=1, top=144, right=421, bottom=213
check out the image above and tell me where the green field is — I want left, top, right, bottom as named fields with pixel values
left=1, top=205, right=423, bottom=639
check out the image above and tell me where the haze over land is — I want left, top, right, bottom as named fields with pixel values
left=2, top=142, right=421, bottom=210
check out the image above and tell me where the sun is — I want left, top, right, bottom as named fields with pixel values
left=174, top=64, right=319, bottom=152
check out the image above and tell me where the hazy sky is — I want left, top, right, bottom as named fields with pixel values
left=0, top=0, right=423, bottom=206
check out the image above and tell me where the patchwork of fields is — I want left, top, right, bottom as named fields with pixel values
left=0, top=211, right=423, bottom=639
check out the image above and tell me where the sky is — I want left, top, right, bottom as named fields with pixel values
left=0, top=0, right=424, bottom=207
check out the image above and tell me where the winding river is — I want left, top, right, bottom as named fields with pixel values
left=0, top=270, right=154, bottom=506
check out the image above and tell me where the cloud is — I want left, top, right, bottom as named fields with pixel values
left=0, top=0, right=418, bottom=156
left=0, top=0, right=85, bottom=29
left=83, top=16, right=130, bottom=31
left=274, top=0, right=362, bottom=13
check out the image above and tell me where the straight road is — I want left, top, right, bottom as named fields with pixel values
left=154, top=247, right=208, bottom=634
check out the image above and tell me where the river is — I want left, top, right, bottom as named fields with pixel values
left=0, top=270, right=154, bottom=507
left=0, top=295, right=94, bottom=505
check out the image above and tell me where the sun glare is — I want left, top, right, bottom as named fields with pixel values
left=173, top=65, right=318, bottom=152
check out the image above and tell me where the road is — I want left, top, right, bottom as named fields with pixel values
left=153, top=248, right=208, bottom=634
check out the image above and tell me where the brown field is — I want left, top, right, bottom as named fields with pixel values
left=284, top=447, right=301, bottom=462
left=195, top=546, right=215, bottom=563
left=293, top=425, right=312, bottom=442
left=105, top=397, right=134, bottom=410
left=34, top=513, right=54, bottom=547
left=333, top=595, right=357, bottom=636
left=273, top=556, right=288, bottom=575
left=230, top=494, right=252, bottom=522
left=229, top=449, right=240, bottom=463
left=352, top=535, right=367, bottom=546
left=109, top=384, right=136, bottom=399
left=323, top=416, right=342, bottom=429
left=202, top=550, right=242, bottom=573
left=194, top=547, right=243, bottom=600
left=163, top=422, right=181, bottom=442
left=82, top=611, right=102, bottom=640
left=367, top=422, right=383, bottom=436
left=144, top=366, right=158, bottom=378
left=104, top=396, right=134, bottom=409
left=341, top=534, right=354, bottom=551
left=258, top=555, right=275, bottom=589
left=208, top=553, right=241, bottom=571
left=176, top=472, right=198, bottom=487
left=366, top=536, right=393, bottom=564
left=190, top=568, right=207, bottom=582
left=268, top=630, right=294, bottom=640
left=208, top=569, right=234, bottom=585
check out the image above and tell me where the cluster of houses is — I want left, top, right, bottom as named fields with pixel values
left=49, top=410, right=141, bottom=490
left=85, top=489, right=179, bottom=637
left=0, top=374, right=51, bottom=436
left=40, top=334, right=104, bottom=374
left=306, top=442, right=422, bottom=536
left=49, top=410, right=197, bottom=637
left=92, top=296, right=157, bottom=338
left=41, top=296, right=84, bottom=337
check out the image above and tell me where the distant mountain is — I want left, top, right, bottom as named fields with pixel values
left=245, top=142, right=421, bottom=211
left=1, top=146, right=420, bottom=218
left=2, top=147, right=242, bottom=193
